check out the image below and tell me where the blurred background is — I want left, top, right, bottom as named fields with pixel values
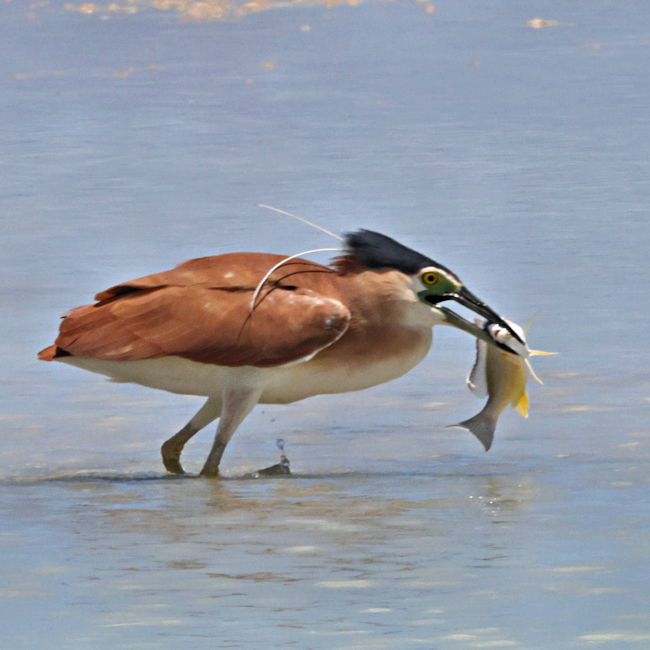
left=1, top=0, right=649, bottom=647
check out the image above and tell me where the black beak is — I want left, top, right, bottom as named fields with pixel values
left=430, top=287, right=525, bottom=346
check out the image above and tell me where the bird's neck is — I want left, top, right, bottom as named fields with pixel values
left=342, top=269, right=438, bottom=331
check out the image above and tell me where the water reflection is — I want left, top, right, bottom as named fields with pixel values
left=2, top=459, right=648, bottom=647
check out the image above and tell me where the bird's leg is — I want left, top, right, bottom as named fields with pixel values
left=161, top=397, right=221, bottom=474
left=200, top=386, right=262, bottom=478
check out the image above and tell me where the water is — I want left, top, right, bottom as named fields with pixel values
left=1, top=0, right=649, bottom=647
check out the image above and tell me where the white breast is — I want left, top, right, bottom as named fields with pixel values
left=60, top=327, right=433, bottom=405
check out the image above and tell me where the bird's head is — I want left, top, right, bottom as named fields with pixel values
left=345, top=229, right=524, bottom=353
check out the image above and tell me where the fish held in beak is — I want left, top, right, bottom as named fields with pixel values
left=448, top=319, right=555, bottom=451
left=448, top=287, right=526, bottom=346
left=438, top=307, right=523, bottom=355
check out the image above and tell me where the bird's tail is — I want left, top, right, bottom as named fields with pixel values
left=447, top=412, right=497, bottom=451
left=38, top=345, right=57, bottom=361
left=38, top=345, right=70, bottom=361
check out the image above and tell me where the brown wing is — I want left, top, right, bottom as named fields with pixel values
left=94, top=252, right=296, bottom=300
left=40, top=253, right=351, bottom=368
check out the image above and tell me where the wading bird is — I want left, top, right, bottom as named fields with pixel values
left=39, top=230, right=522, bottom=476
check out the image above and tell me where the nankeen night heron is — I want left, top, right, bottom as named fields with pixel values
left=39, top=230, right=523, bottom=476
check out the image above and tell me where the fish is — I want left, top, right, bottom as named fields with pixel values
left=449, top=319, right=555, bottom=451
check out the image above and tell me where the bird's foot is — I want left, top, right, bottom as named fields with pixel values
left=161, top=439, right=186, bottom=475
left=199, top=466, right=220, bottom=478
left=247, top=438, right=291, bottom=478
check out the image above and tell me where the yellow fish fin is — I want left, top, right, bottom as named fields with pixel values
left=524, top=358, right=544, bottom=385
left=526, top=351, right=557, bottom=385
left=514, top=390, right=528, bottom=418
left=523, top=309, right=541, bottom=333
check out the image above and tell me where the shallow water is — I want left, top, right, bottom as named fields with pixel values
left=1, top=0, right=649, bottom=647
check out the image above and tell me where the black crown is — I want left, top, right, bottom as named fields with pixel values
left=345, top=229, right=452, bottom=277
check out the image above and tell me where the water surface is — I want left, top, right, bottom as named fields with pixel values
left=1, top=0, right=649, bottom=647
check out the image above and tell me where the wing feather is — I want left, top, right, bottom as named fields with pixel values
left=46, top=254, right=351, bottom=368
left=94, top=252, right=290, bottom=300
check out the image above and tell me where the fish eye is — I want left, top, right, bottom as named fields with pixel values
left=421, top=271, right=439, bottom=286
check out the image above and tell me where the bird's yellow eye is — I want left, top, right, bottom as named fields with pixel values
left=421, top=271, right=439, bottom=286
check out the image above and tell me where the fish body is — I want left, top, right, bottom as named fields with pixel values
left=451, top=320, right=553, bottom=451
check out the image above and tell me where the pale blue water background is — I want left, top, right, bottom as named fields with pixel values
left=1, top=0, right=649, bottom=647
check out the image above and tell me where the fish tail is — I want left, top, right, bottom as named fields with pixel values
left=447, top=413, right=497, bottom=452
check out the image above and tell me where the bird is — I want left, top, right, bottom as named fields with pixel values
left=38, top=229, right=522, bottom=477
